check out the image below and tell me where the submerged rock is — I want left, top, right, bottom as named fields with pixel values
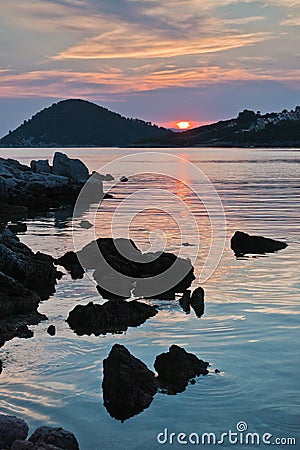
left=231, top=231, right=288, bottom=256
left=79, top=220, right=93, bottom=229
left=102, top=344, right=157, bottom=421
left=154, top=345, right=209, bottom=393
left=29, top=426, right=79, bottom=450
left=67, top=299, right=157, bottom=335
left=0, top=414, right=29, bottom=449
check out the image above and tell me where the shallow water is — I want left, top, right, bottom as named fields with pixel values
left=0, top=147, right=299, bottom=449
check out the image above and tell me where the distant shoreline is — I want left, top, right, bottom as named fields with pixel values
left=0, top=144, right=299, bottom=149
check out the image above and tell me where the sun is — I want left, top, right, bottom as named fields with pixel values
left=176, top=121, right=191, bottom=130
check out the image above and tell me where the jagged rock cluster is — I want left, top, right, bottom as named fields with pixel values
left=57, top=237, right=195, bottom=300
left=102, top=344, right=209, bottom=421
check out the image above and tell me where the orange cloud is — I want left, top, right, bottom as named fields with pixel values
left=53, top=30, right=273, bottom=60
left=0, top=65, right=299, bottom=99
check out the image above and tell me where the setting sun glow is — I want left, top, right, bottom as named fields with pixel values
left=176, top=121, right=191, bottom=130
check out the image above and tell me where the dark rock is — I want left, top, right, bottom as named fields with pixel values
left=103, top=192, right=113, bottom=199
left=190, top=287, right=205, bottom=318
left=0, top=312, right=47, bottom=348
left=0, top=359, right=2, bottom=374
left=79, top=220, right=93, bottom=229
left=96, top=278, right=131, bottom=301
left=0, top=271, right=40, bottom=319
left=11, top=440, right=62, bottom=450
left=0, top=154, right=90, bottom=215
left=102, top=344, right=157, bottom=421
left=8, top=222, right=27, bottom=234
left=55, top=252, right=84, bottom=280
left=215, top=369, right=221, bottom=374
left=231, top=231, right=288, bottom=256
left=47, top=325, right=56, bottom=336
left=52, top=152, right=89, bottom=184
left=58, top=237, right=195, bottom=299
left=91, top=172, right=114, bottom=182
left=30, top=160, right=51, bottom=174
left=190, top=287, right=204, bottom=302
left=179, top=290, right=191, bottom=313
left=0, top=414, right=28, bottom=448
left=67, top=299, right=157, bottom=335
left=0, top=225, right=53, bottom=347
left=0, top=226, right=58, bottom=300
left=0, top=203, right=28, bottom=219
left=120, top=176, right=128, bottom=182
left=179, top=287, right=205, bottom=317
left=29, top=426, right=79, bottom=450
left=11, top=441, right=35, bottom=450
left=14, top=324, right=34, bottom=339
left=154, top=345, right=209, bottom=393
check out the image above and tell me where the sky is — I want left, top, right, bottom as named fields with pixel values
left=0, top=0, right=299, bottom=136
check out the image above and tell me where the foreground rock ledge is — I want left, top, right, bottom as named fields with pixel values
left=102, top=344, right=157, bottom=421
left=0, top=225, right=59, bottom=349
left=0, top=415, right=28, bottom=449
left=0, top=415, right=80, bottom=450
left=231, top=231, right=288, bottom=256
left=67, top=299, right=157, bottom=335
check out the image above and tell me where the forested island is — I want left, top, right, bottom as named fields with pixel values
left=0, top=100, right=299, bottom=148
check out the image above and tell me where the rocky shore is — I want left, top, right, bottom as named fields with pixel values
left=0, top=151, right=290, bottom=443
left=0, top=152, right=103, bottom=218
left=0, top=224, right=59, bottom=350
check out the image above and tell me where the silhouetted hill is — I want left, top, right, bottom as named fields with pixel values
left=141, top=107, right=300, bottom=148
left=0, top=99, right=170, bottom=147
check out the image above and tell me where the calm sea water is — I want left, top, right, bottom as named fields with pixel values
left=0, top=148, right=299, bottom=449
